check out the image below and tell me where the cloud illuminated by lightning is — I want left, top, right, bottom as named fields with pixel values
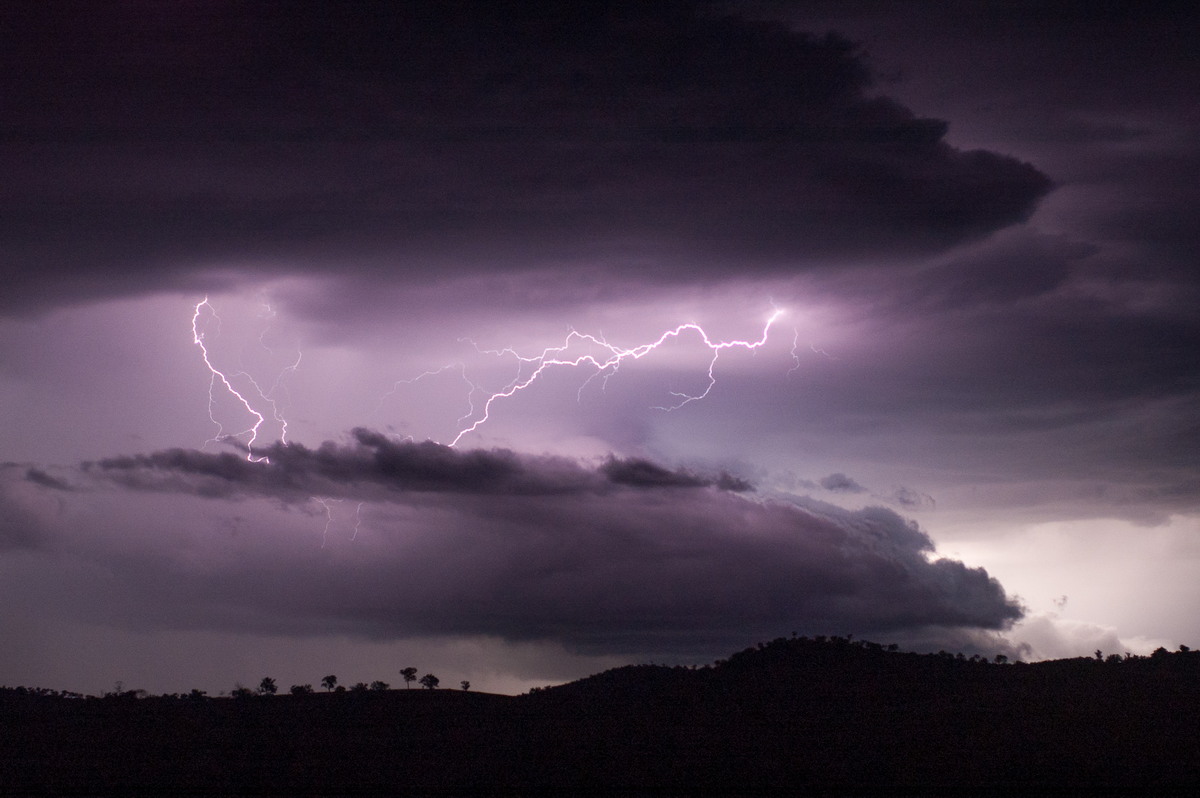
left=448, top=309, right=785, bottom=446
left=192, top=298, right=785, bottom=539
left=195, top=296, right=787, bottom=458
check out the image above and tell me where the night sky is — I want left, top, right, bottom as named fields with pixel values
left=2, top=1, right=1197, bottom=696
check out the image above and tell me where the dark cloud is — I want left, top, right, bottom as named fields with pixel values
left=21, top=438, right=1024, bottom=654
left=779, top=226, right=1200, bottom=472
left=86, top=428, right=745, bottom=501
left=603, top=456, right=712, bottom=489
left=820, top=472, right=866, bottom=493
left=23, top=468, right=71, bottom=492
left=715, top=472, right=755, bottom=492
left=1, top=1, right=1050, bottom=314
left=0, top=466, right=50, bottom=550
left=0, top=512, right=39, bottom=551
left=886, top=486, right=936, bottom=510
left=900, top=229, right=1088, bottom=312
left=600, top=456, right=753, bottom=492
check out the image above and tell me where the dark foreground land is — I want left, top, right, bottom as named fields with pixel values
left=3, top=637, right=1199, bottom=795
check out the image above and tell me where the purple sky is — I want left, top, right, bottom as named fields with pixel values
left=2, top=1, right=1198, bottom=695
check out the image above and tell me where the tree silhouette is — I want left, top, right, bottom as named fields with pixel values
left=321, top=674, right=337, bottom=692
left=400, top=667, right=418, bottom=689
left=419, top=673, right=439, bottom=690
left=460, top=680, right=470, bottom=691
left=258, top=677, right=278, bottom=695
left=290, top=684, right=314, bottom=696
left=370, top=680, right=390, bottom=691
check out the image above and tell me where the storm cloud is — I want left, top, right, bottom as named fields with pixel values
left=1, top=1, right=1049, bottom=313
left=86, top=428, right=743, bottom=502
left=1, top=0, right=1195, bottom=695
left=8, top=437, right=1022, bottom=656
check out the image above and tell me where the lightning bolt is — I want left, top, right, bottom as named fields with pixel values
left=248, top=298, right=302, bottom=444
left=191, top=297, right=301, bottom=461
left=310, top=497, right=367, bottom=545
left=192, top=298, right=269, bottom=461
left=313, top=497, right=342, bottom=547
left=788, top=328, right=836, bottom=377
left=232, top=352, right=302, bottom=445
left=377, top=363, right=480, bottom=428
left=810, top=342, right=837, bottom=361
left=352, top=501, right=365, bottom=540
left=448, top=309, right=785, bottom=446
left=196, top=297, right=787, bottom=456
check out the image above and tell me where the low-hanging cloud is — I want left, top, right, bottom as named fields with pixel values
left=10, top=433, right=1024, bottom=657
left=820, top=472, right=867, bottom=494
left=84, top=428, right=744, bottom=502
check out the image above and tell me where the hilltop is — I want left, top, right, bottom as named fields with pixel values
left=3, top=636, right=1199, bottom=794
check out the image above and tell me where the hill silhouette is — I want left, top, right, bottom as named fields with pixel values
left=3, top=636, right=1199, bottom=794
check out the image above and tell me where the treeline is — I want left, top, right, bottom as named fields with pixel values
left=4, top=636, right=1198, bottom=704
left=3, top=636, right=1200, bottom=793
left=0, top=665, right=460, bottom=703
left=4, top=634, right=1200, bottom=703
